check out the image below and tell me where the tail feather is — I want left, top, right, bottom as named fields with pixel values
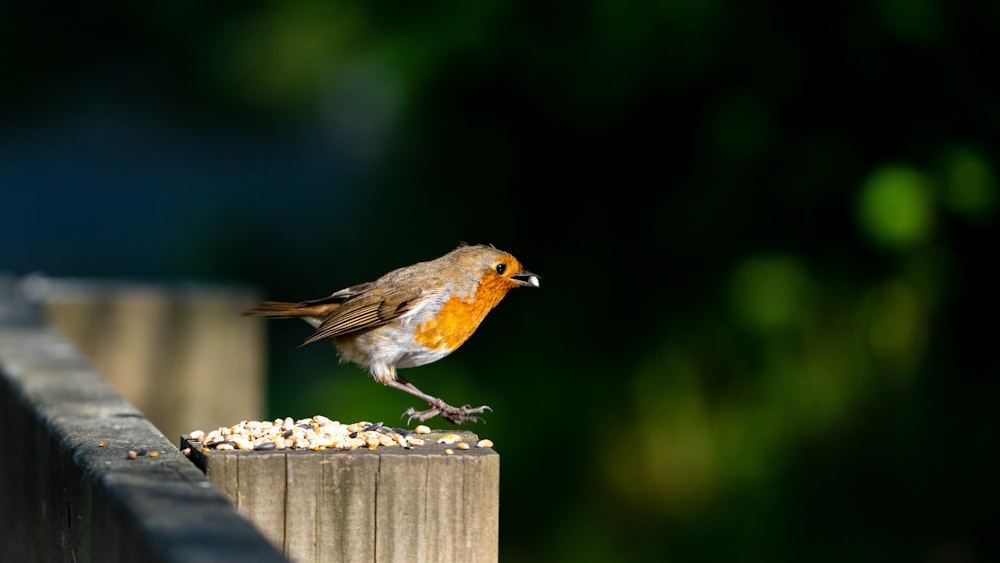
left=243, top=300, right=337, bottom=319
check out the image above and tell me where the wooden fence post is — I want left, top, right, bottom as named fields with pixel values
left=182, top=431, right=500, bottom=563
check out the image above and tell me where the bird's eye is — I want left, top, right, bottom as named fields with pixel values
left=495, top=262, right=507, bottom=275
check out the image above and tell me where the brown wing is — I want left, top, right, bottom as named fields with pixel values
left=299, top=282, right=375, bottom=307
left=300, top=284, right=431, bottom=346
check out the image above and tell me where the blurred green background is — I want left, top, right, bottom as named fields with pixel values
left=3, top=2, right=998, bottom=561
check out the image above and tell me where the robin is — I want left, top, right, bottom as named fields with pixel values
left=244, top=243, right=539, bottom=425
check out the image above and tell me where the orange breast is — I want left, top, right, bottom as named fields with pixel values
left=413, top=271, right=515, bottom=352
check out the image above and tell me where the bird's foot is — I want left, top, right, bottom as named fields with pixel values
left=403, top=403, right=492, bottom=425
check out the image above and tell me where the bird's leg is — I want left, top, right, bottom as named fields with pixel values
left=384, top=375, right=491, bottom=425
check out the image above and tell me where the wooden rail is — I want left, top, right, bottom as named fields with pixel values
left=0, top=276, right=286, bottom=563
left=21, top=274, right=265, bottom=444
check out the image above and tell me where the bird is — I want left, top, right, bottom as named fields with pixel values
left=243, top=243, right=539, bottom=425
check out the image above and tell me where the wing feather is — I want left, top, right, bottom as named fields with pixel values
left=300, top=283, right=441, bottom=345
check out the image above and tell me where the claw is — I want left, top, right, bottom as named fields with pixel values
left=401, top=403, right=491, bottom=425
left=403, top=406, right=441, bottom=425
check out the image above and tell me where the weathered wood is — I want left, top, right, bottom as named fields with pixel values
left=239, top=451, right=289, bottom=550
left=462, top=449, right=501, bottom=559
left=321, top=449, right=379, bottom=561
left=0, top=280, right=287, bottom=563
left=376, top=452, right=429, bottom=562
left=424, top=453, right=466, bottom=559
left=285, top=453, right=321, bottom=561
left=21, top=275, right=265, bottom=444
left=184, top=434, right=500, bottom=563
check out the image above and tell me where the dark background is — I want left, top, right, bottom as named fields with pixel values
left=3, top=2, right=997, bottom=561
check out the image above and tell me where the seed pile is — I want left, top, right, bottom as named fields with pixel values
left=187, top=415, right=492, bottom=452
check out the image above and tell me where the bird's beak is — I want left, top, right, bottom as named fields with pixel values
left=513, top=270, right=540, bottom=288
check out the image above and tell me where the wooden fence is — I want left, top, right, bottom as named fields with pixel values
left=20, top=274, right=265, bottom=444
left=0, top=275, right=500, bottom=562
left=0, top=275, right=286, bottom=563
